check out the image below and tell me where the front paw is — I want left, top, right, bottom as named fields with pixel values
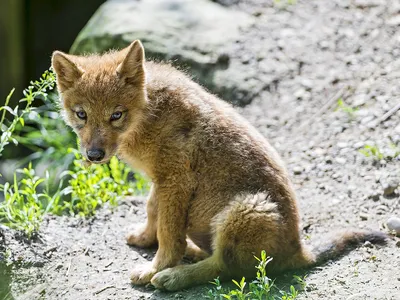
left=126, top=226, right=157, bottom=248
left=130, top=263, right=157, bottom=285
left=151, top=267, right=187, bottom=291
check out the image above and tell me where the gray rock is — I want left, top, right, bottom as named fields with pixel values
left=387, top=15, right=400, bottom=26
left=386, top=217, right=400, bottom=235
left=363, top=241, right=374, bottom=248
left=335, top=157, right=347, bottom=165
left=293, top=166, right=303, bottom=175
left=376, top=205, right=388, bottom=214
left=368, top=192, right=380, bottom=202
left=70, top=0, right=254, bottom=106
left=211, top=0, right=240, bottom=6
left=382, top=181, right=398, bottom=196
left=359, top=213, right=369, bottom=221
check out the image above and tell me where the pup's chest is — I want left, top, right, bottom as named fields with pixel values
left=117, top=142, right=155, bottom=179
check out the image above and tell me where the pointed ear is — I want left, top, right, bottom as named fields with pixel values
left=116, top=40, right=146, bottom=85
left=52, top=51, right=84, bottom=92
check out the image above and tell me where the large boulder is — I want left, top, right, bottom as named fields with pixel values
left=70, top=0, right=255, bottom=106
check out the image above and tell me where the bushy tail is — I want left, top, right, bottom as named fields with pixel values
left=310, top=230, right=388, bottom=266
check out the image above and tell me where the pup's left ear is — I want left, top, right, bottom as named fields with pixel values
left=116, top=40, right=146, bottom=86
left=52, top=51, right=84, bottom=92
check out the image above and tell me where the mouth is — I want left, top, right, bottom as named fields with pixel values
left=87, top=158, right=111, bottom=165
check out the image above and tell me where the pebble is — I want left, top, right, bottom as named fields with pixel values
left=353, top=141, right=365, bottom=149
left=368, top=192, right=380, bottom=202
left=293, top=166, right=303, bottom=175
left=335, top=157, right=347, bottom=164
left=387, top=217, right=400, bottom=235
left=383, top=182, right=398, bottom=196
left=359, top=213, right=369, bottom=221
left=363, top=241, right=374, bottom=248
left=142, top=253, right=148, bottom=258
left=376, top=205, right=388, bottom=213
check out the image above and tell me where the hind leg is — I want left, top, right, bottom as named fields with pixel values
left=152, top=193, right=293, bottom=291
left=184, top=238, right=210, bottom=262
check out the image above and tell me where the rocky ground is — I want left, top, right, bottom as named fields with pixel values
left=1, top=0, right=400, bottom=299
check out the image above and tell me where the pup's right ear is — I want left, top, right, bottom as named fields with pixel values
left=52, top=51, right=84, bottom=92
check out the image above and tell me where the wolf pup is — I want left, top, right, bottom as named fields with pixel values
left=52, top=40, right=387, bottom=291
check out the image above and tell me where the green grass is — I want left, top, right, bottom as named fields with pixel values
left=0, top=70, right=56, bottom=156
left=62, top=150, right=149, bottom=217
left=359, top=143, right=400, bottom=161
left=0, top=69, right=149, bottom=238
left=335, top=98, right=358, bottom=119
left=206, top=251, right=304, bottom=300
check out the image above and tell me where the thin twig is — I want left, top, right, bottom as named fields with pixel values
left=66, top=258, right=72, bottom=276
left=298, top=85, right=347, bottom=131
left=83, top=246, right=90, bottom=256
left=378, top=101, right=400, bottom=124
left=94, top=285, right=115, bottom=295
left=43, top=246, right=58, bottom=255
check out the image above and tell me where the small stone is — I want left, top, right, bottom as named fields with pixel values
left=306, top=283, right=318, bottom=292
left=395, top=124, right=400, bottom=134
left=293, top=166, right=303, bottom=175
left=387, top=217, right=400, bottom=235
left=383, top=182, right=398, bottom=196
left=142, top=253, right=148, bottom=258
left=359, top=213, right=369, bottom=221
left=353, top=142, right=365, bottom=149
left=300, top=79, right=313, bottom=91
left=376, top=206, right=388, bottom=215
left=388, top=15, right=400, bottom=26
left=396, top=240, right=400, bottom=247
left=337, top=142, right=348, bottom=149
left=368, top=192, right=380, bottom=202
left=294, top=88, right=307, bottom=99
left=363, top=241, right=374, bottom=248
left=33, top=261, right=45, bottom=268
left=335, top=157, right=347, bottom=164
left=325, top=156, right=333, bottom=164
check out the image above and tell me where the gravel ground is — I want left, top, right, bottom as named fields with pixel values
left=1, top=0, right=400, bottom=299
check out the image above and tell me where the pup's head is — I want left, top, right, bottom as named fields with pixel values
left=52, top=40, right=147, bottom=164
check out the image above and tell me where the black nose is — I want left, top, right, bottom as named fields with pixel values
left=86, top=148, right=105, bottom=162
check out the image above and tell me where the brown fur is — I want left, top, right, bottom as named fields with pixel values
left=52, top=41, right=387, bottom=291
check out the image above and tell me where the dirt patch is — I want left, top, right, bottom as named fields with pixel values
left=1, top=0, right=400, bottom=299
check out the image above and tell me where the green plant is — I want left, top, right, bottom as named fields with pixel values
left=359, top=144, right=384, bottom=161
left=0, top=69, right=149, bottom=238
left=274, top=0, right=297, bottom=6
left=0, top=164, right=63, bottom=238
left=359, top=143, right=400, bottom=161
left=62, top=149, right=149, bottom=217
left=335, top=98, right=358, bottom=118
left=0, top=70, right=56, bottom=157
left=206, top=251, right=303, bottom=300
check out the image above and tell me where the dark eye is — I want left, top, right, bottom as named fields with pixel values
left=76, top=111, right=87, bottom=120
left=110, top=111, right=122, bottom=121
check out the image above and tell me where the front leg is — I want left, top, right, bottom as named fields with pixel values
left=130, top=181, right=190, bottom=285
left=127, top=185, right=158, bottom=248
